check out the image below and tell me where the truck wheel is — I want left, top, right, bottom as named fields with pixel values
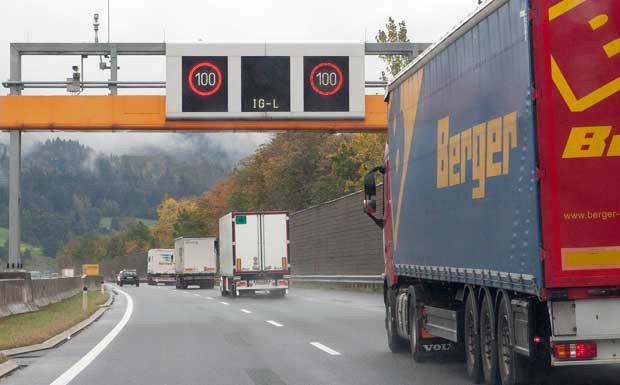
left=497, top=295, right=530, bottom=385
left=385, top=289, right=408, bottom=353
left=480, top=293, right=499, bottom=385
left=465, top=292, right=483, bottom=383
left=408, top=285, right=425, bottom=363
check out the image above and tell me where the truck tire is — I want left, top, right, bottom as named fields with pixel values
left=408, top=285, right=425, bottom=363
left=465, top=291, right=483, bottom=383
left=497, top=294, right=530, bottom=385
left=480, top=292, right=499, bottom=385
left=385, top=289, right=408, bottom=353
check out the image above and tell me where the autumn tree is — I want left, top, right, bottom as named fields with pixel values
left=375, top=17, right=411, bottom=81
left=196, top=178, right=234, bottom=235
left=151, top=196, right=197, bottom=248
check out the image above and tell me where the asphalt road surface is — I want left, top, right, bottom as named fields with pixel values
left=2, top=285, right=620, bottom=385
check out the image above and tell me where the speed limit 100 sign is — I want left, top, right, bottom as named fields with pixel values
left=166, top=43, right=365, bottom=120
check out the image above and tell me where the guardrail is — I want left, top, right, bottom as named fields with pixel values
left=291, top=275, right=383, bottom=284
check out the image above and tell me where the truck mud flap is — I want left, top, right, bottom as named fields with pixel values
left=417, top=332, right=458, bottom=357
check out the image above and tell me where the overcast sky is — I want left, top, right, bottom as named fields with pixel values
left=0, top=0, right=481, bottom=156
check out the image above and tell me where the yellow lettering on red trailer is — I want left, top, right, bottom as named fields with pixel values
left=561, top=126, right=612, bottom=158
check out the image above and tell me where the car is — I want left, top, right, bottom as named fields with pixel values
left=118, top=269, right=139, bottom=287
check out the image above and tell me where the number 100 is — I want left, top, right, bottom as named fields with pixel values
left=194, top=72, right=217, bottom=87
left=315, top=72, right=338, bottom=87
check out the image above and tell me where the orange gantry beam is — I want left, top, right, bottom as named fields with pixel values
left=0, top=95, right=387, bottom=132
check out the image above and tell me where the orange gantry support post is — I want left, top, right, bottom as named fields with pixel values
left=0, top=95, right=387, bottom=132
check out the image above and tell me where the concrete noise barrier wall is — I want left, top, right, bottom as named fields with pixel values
left=0, top=275, right=102, bottom=319
left=289, top=185, right=384, bottom=276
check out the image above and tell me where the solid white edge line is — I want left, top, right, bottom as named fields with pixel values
left=193, top=294, right=200, bottom=297
left=240, top=309, right=252, bottom=314
left=49, top=286, right=134, bottom=385
left=220, top=301, right=230, bottom=305
left=310, top=342, right=341, bottom=356
left=266, top=320, right=283, bottom=327
left=205, top=296, right=214, bottom=300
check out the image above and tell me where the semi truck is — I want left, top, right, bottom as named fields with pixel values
left=174, top=237, right=217, bottom=289
left=147, top=249, right=176, bottom=285
left=363, top=1, right=620, bottom=384
left=218, top=212, right=290, bottom=298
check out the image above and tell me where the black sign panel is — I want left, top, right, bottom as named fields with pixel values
left=182, top=56, right=228, bottom=112
left=241, top=57, right=290, bottom=112
left=304, top=56, right=349, bottom=112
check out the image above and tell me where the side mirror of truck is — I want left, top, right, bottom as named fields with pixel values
left=363, top=166, right=385, bottom=228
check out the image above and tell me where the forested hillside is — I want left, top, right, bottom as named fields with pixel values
left=0, top=138, right=231, bottom=261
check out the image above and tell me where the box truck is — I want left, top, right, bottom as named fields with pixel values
left=174, top=238, right=217, bottom=289
left=218, top=212, right=290, bottom=297
left=363, top=1, right=620, bottom=384
left=147, top=249, right=175, bottom=285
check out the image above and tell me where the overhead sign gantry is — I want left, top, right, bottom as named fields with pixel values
left=0, top=41, right=430, bottom=269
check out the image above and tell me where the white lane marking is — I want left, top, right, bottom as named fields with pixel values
left=220, top=301, right=230, bottom=306
left=49, top=287, right=134, bottom=385
left=205, top=296, right=214, bottom=300
left=310, top=342, right=341, bottom=356
left=266, top=320, right=283, bottom=327
left=240, top=309, right=252, bottom=314
left=193, top=293, right=201, bottom=297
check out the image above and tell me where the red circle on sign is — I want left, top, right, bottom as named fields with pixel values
left=309, top=62, right=344, bottom=96
left=188, top=62, right=223, bottom=96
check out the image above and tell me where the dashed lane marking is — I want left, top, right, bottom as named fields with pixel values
left=310, top=342, right=341, bottom=356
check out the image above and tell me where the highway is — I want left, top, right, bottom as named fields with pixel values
left=2, top=286, right=620, bottom=385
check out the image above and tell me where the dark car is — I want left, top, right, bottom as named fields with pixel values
left=118, top=270, right=139, bottom=287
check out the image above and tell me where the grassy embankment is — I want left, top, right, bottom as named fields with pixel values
left=0, top=291, right=109, bottom=351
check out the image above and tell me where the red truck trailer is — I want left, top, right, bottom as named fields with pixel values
left=363, top=1, right=620, bottom=384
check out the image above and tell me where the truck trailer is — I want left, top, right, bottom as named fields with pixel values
left=147, top=249, right=175, bottom=285
left=174, top=237, right=217, bottom=289
left=363, top=1, right=620, bottom=384
left=218, top=212, right=290, bottom=298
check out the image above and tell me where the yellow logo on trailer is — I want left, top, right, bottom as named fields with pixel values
left=436, top=112, right=518, bottom=199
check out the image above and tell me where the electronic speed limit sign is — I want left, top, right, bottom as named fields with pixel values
left=304, top=57, right=349, bottom=111
left=182, top=56, right=228, bottom=112
left=166, top=43, right=364, bottom=119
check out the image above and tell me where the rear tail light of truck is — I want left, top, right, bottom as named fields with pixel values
left=277, top=280, right=288, bottom=287
left=553, top=342, right=597, bottom=359
left=236, top=281, right=247, bottom=288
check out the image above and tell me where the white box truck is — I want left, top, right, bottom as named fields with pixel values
left=218, top=212, right=290, bottom=298
left=147, top=249, right=175, bottom=285
left=174, top=237, right=217, bottom=289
